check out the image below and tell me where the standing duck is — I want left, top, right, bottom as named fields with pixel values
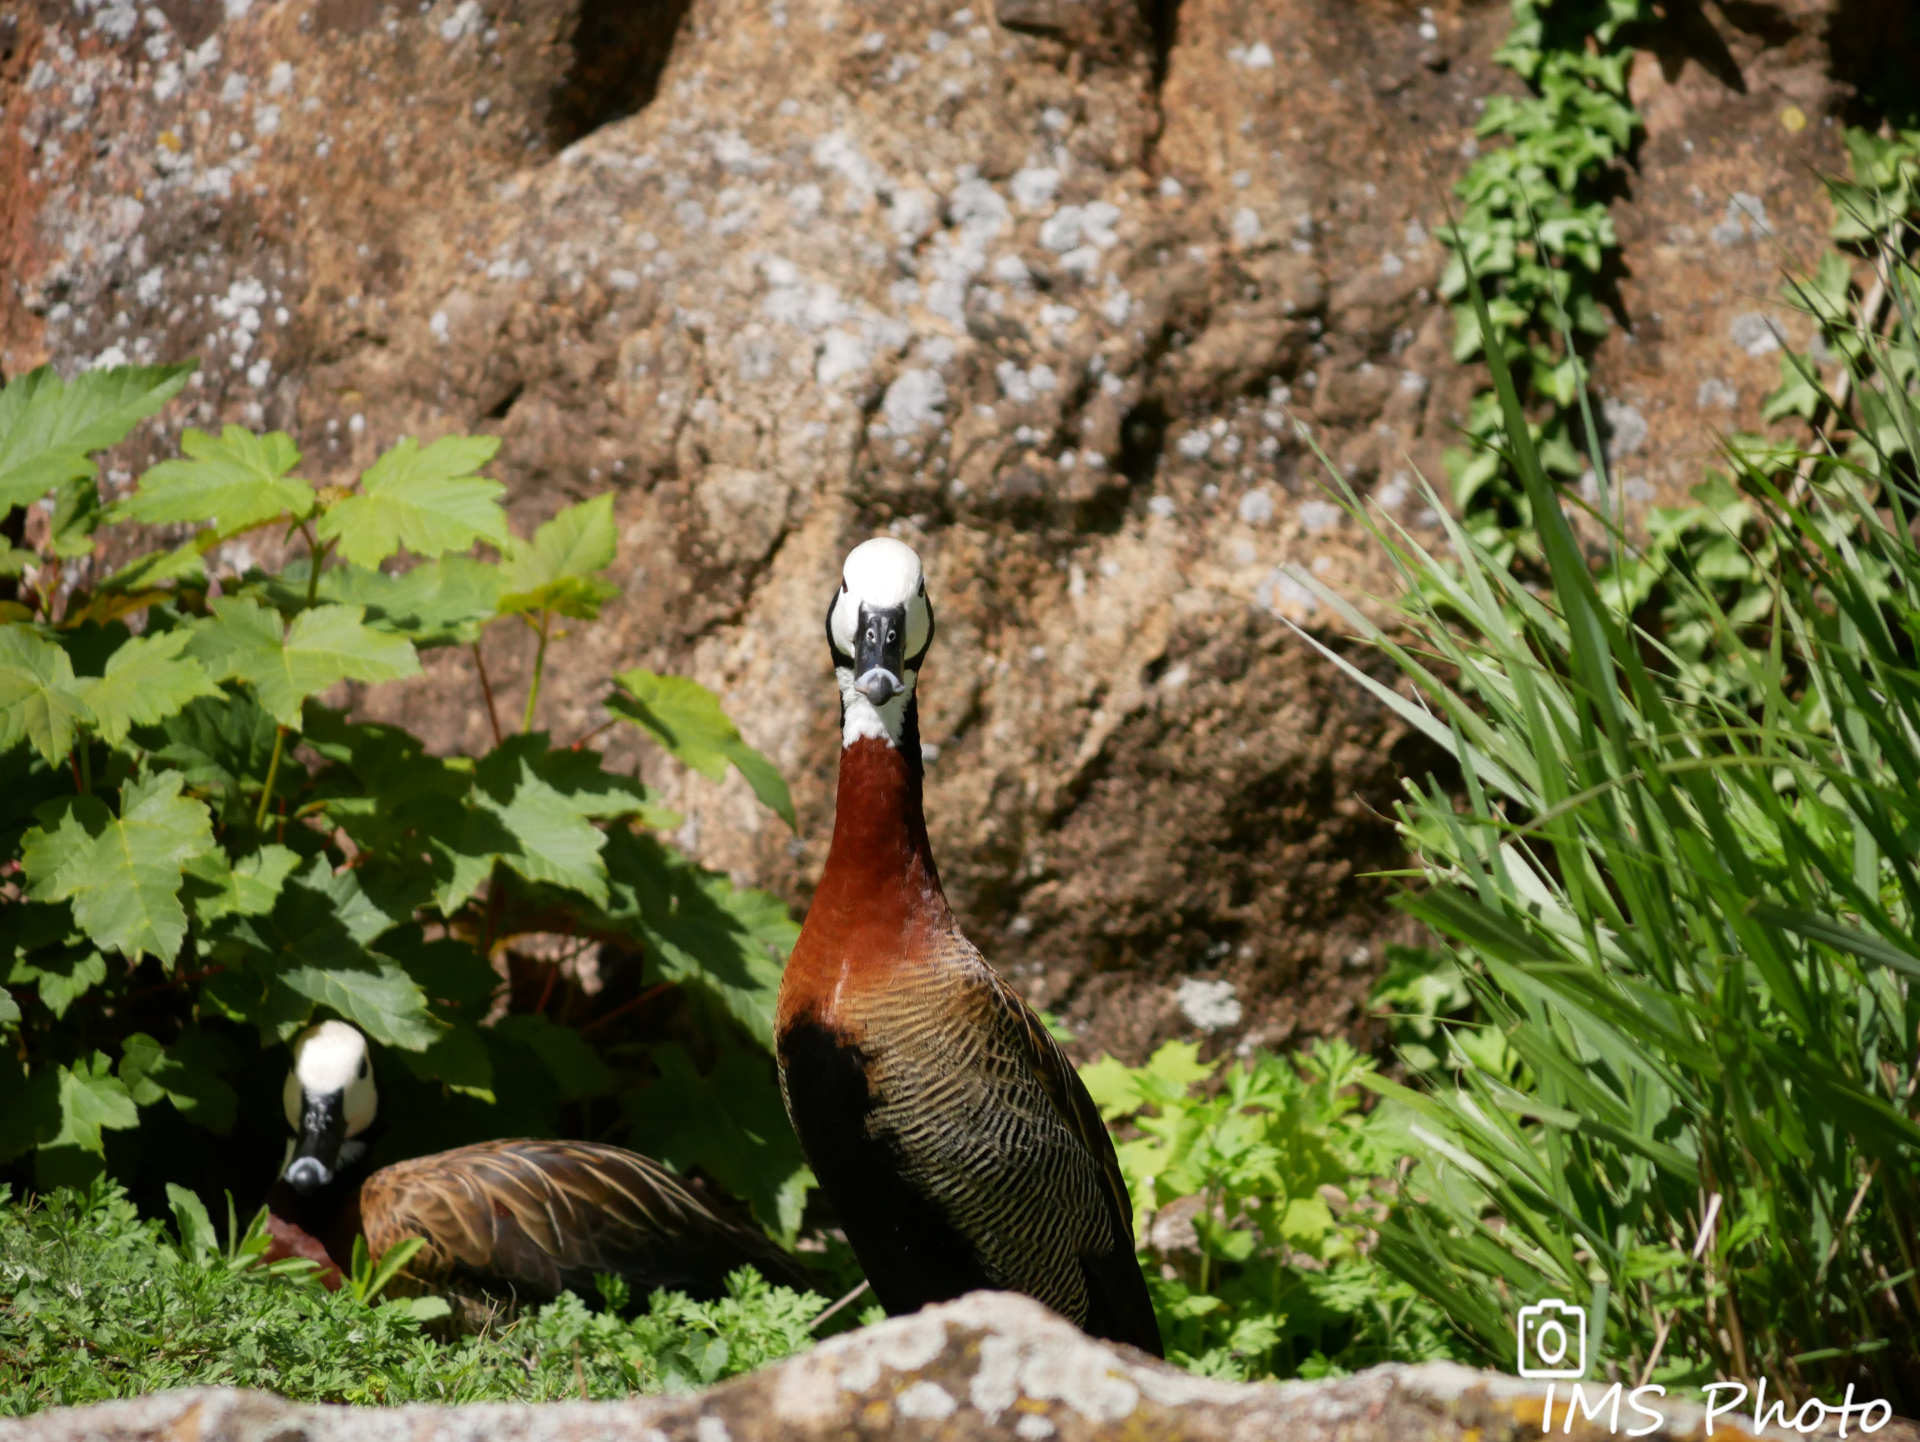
left=775, top=539, right=1162, bottom=1355
left=265, top=1020, right=811, bottom=1310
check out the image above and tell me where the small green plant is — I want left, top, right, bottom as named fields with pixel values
left=0, top=1180, right=822, bottom=1412
left=1440, top=0, right=1649, bottom=558
left=1078, top=1040, right=1464, bottom=1379
left=0, top=362, right=808, bottom=1235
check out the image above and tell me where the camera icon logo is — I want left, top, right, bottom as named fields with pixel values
left=1516, top=1298, right=1588, bottom=1379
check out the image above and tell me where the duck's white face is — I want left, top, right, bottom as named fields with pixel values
left=826, top=538, right=935, bottom=748
left=281, top=1019, right=378, bottom=1193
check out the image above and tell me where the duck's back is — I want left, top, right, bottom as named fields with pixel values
left=359, top=1138, right=808, bottom=1304
left=778, top=931, right=1161, bottom=1354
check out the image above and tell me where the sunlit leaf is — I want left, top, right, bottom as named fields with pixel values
left=317, top=434, right=507, bottom=568
left=0, top=363, right=193, bottom=515
left=111, top=426, right=314, bottom=533
left=188, top=597, right=420, bottom=728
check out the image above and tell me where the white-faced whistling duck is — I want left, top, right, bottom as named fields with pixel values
left=264, top=1020, right=811, bottom=1315
left=774, top=538, right=1163, bottom=1355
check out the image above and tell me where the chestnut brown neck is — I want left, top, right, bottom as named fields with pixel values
left=812, top=722, right=950, bottom=931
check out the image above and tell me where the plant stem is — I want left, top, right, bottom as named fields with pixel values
left=521, top=611, right=551, bottom=733
left=256, top=725, right=287, bottom=831
left=302, top=526, right=328, bottom=608
left=472, top=643, right=504, bottom=746
left=77, top=741, right=91, bottom=796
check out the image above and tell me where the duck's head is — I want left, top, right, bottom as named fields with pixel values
left=826, top=538, right=936, bottom=748
left=281, top=1020, right=378, bottom=1195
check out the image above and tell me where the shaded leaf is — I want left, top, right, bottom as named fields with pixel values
left=120, top=1028, right=238, bottom=1134
left=317, top=434, right=507, bottom=568
left=21, top=770, right=214, bottom=963
left=183, top=843, right=302, bottom=924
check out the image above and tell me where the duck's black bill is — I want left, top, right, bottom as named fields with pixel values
left=855, top=603, right=907, bottom=703
left=285, top=1088, right=345, bottom=1193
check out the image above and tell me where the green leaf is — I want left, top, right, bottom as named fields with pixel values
left=0, top=626, right=93, bottom=765
left=111, top=426, right=315, bottom=534
left=603, top=828, right=796, bottom=1049
left=399, top=1020, right=496, bottom=1101
left=498, top=492, right=620, bottom=619
left=38, top=1053, right=139, bottom=1159
left=121, top=1029, right=239, bottom=1134
left=166, top=1182, right=219, bottom=1263
left=47, top=471, right=106, bottom=560
left=188, top=597, right=421, bottom=728
left=0, top=363, right=193, bottom=515
left=223, top=858, right=441, bottom=1048
left=73, top=628, right=221, bottom=748
left=317, top=434, right=507, bottom=568
left=183, top=843, right=302, bottom=924
left=609, top=669, right=795, bottom=828
left=139, top=690, right=281, bottom=824
left=21, top=770, right=214, bottom=962
left=308, top=557, right=505, bottom=646
left=492, top=1013, right=617, bottom=1100
left=7, top=947, right=108, bottom=1019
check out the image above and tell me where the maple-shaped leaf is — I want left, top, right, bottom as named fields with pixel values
left=220, top=858, right=441, bottom=1049
left=119, top=1027, right=238, bottom=1134
left=188, top=597, right=420, bottom=727
left=319, top=556, right=505, bottom=645
left=600, top=827, right=796, bottom=1050
left=21, top=769, right=215, bottom=962
left=0, top=362, right=193, bottom=515
left=36, top=1053, right=140, bottom=1167
left=317, top=434, right=508, bottom=568
left=498, top=492, right=620, bottom=619
left=111, top=425, right=315, bottom=534
left=0, top=626, right=93, bottom=765
left=6, top=944, right=108, bottom=1019
left=183, top=843, right=302, bottom=924
left=74, top=628, right=221, bottom=748
left=609, top=668, right=795, bottom=827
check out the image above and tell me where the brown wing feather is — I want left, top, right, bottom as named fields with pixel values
left=360, top=1139, right=807, bottom=1304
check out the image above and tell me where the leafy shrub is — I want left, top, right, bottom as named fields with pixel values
left=0, top=1180, right=822, bottom=1412
left=1080, top=1040, right=1465, bottom=1379
left=0, top=365, right=808, bottom=1234
left=1299, top=205, right=1920, bottom=1405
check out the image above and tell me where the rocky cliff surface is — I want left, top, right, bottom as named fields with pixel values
left=0, top=0, right=1885, bottom=1056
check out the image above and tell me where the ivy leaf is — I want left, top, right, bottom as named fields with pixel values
left=0, top=362, right=194, bottom=515
left=498, top=492, right=620, bottom=619
left=111, top=425, right=315, bottom=534
left=119, top=1027, right=238, bottom=1134
left=73, top=629, right=222, bottom=748
left=317, top=434, right=508, bottom=568
left=188, top=597, right=421, bottom=728
left=0, top=627, right=94, bottom=765
left=223, top=858, right=441, bottom=1048
left=21, top=770, right=214, bottom=962
left=608, top=668, right=795, bottom=828
left=183, top=843, right=302, bottom=924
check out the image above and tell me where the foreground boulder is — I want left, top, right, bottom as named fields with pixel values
left=0, top=1291, right=1872, bottom=1441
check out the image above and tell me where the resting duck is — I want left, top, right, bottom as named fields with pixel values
left=774, top=539, right=1162, bottom=1355
left=265, top=1020, right=810, bottom=1310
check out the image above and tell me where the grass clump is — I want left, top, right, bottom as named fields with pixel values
left=0, top=1181, right=824, bottom=1413
left=1302, top=199, right=1920, bottom=1404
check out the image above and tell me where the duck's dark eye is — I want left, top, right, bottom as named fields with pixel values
left=358, top=1058, right=369, bottom=1080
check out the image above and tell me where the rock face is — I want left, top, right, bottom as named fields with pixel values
left=0, top=1291, right=1876, bottom=1441
left=0, top=0, right=1887, bottom=1056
